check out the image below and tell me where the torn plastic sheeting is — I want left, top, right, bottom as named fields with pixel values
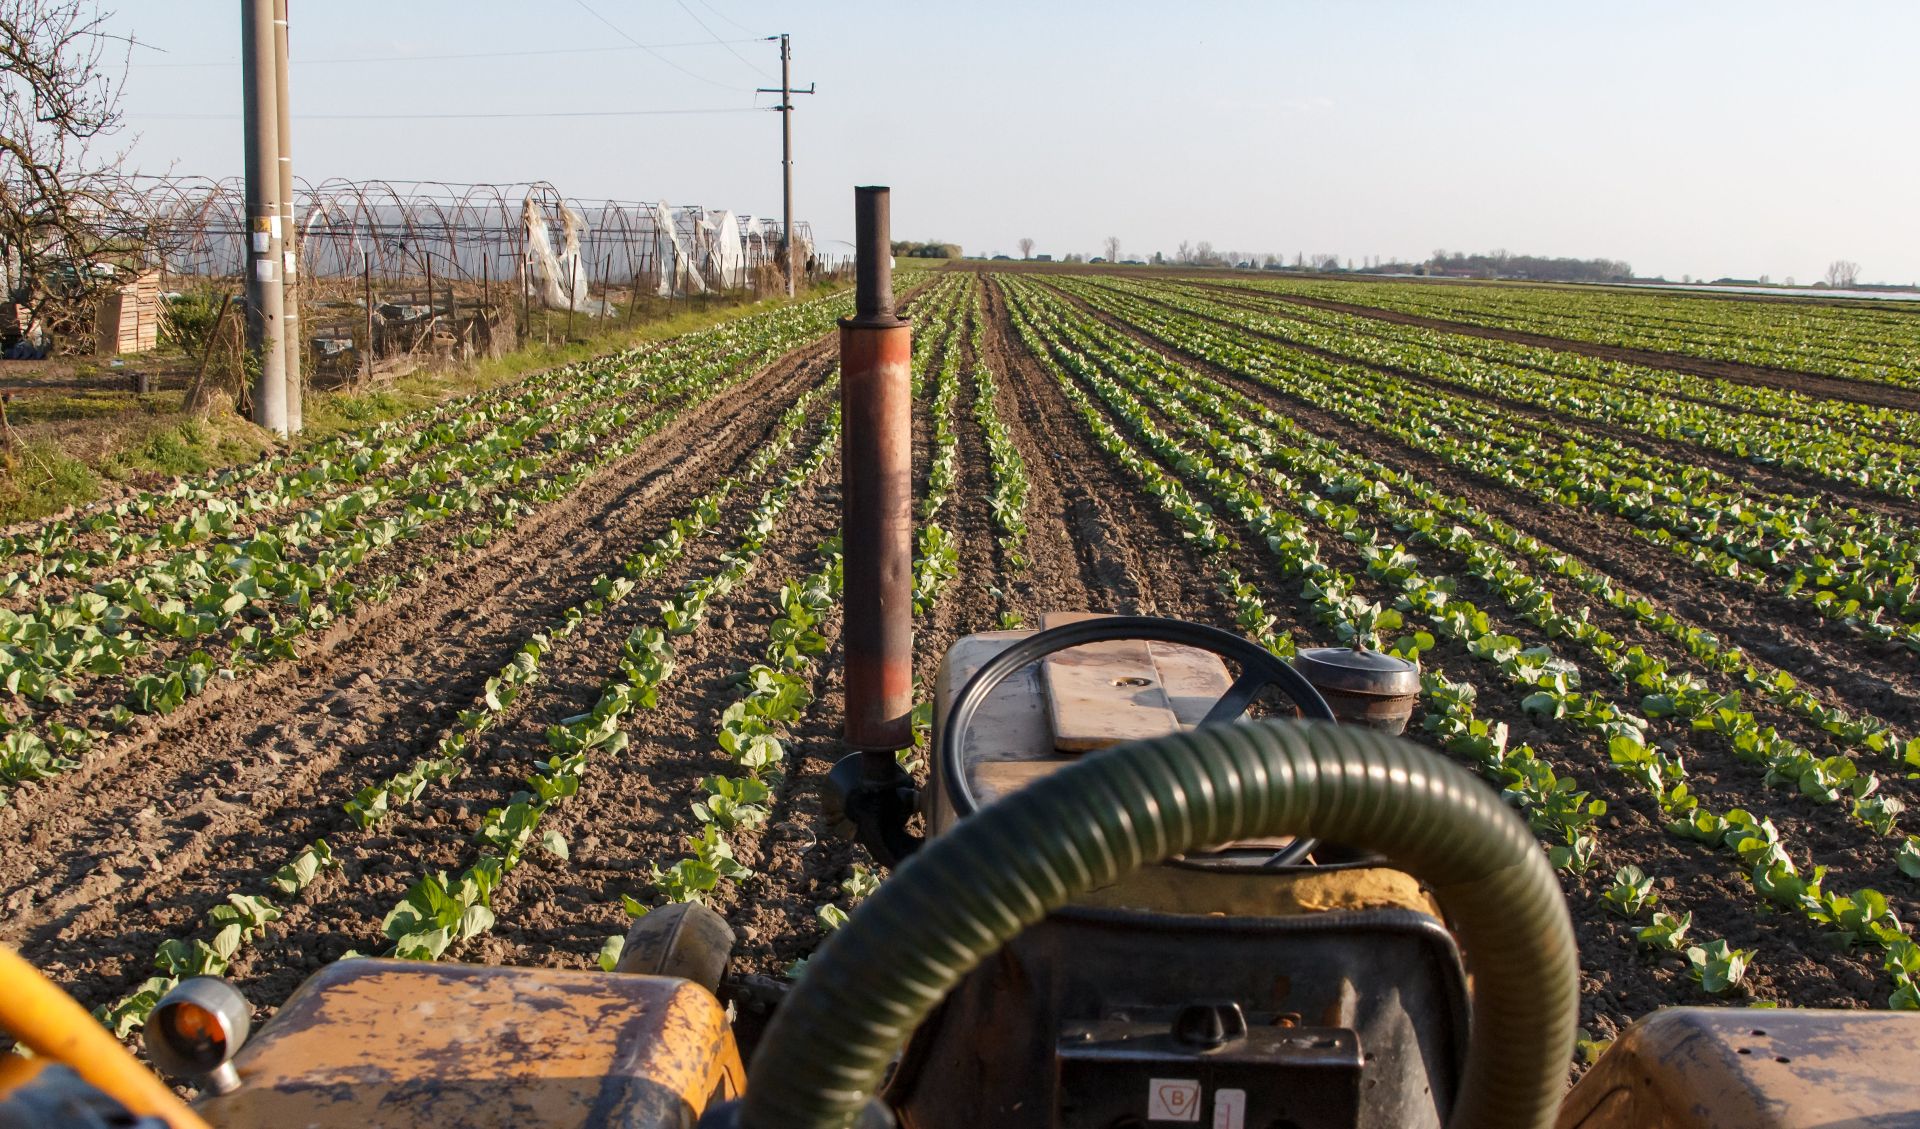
left=523, top=198, right=614, bottom=316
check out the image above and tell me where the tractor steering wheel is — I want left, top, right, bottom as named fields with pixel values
left=939, top=615, right=1338, bottom=865
left=726, top=720, right=1579, bottom=1129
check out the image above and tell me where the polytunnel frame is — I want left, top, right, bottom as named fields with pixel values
left=122, top=175, right=808, bottom=294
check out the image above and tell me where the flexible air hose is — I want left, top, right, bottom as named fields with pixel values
left=739, top=720, right=1577, bottom=1129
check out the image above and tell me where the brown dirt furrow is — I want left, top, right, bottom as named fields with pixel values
left=2, top=339, right=837, bottom=966
left=1030, top=278, right=1920, bottom=726
left=971, top=279, right=1096, bottom=619
left=982, top=276, right=1237, bottom=624
left=450, top=471, right=846, bottom=977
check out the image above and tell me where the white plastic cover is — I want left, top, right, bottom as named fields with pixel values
left=709, top=210, right=746, bottom=289
left=522, top=199, right=612, bottom=316
left=650, top=200, right=706, bottom=297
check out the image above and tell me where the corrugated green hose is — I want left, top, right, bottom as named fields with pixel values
left=740, top=720, right=1578, bottom=1129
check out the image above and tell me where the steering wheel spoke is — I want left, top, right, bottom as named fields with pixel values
left=1198, top=668, right=1270, bottom=728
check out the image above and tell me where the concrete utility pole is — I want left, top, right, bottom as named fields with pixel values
left=273, top=0, right=301, bottom=433
left=241, top=0, right=288, bottom=436
left=758, top=35, right=814, bottom=298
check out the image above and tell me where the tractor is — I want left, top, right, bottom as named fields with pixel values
left=2, top=188, right=1915, bottom=1129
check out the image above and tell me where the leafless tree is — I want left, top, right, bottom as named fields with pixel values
left=1175, top=240, right=1192, bottom=264
left=1101, top=235, right=1120, bottom=263
left=1825, top=259, right=1861, bottom=289
left=0, top=0, right=137, bottom=345
left=1017, top=237, right=1034, bottom=260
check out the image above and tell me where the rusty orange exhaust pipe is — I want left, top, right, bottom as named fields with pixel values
left=827, top=186, right=921, bottom=865
left=840, top=186, right=914, bottom=752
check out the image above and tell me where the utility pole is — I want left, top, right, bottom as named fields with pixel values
left=241, top=0, right=287, bottom=436
left=273, top=0, right=301, bottom=433
left=758, top=34, right=813, bottom=298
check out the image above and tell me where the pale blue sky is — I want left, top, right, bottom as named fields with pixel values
left=107, top=1, right=1919, bottom=283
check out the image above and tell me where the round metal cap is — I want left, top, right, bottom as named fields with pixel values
left=1291, top=646, right=1421, bottom=697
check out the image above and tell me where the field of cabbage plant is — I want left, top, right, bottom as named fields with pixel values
left=1, top=266, right=1915, bottom=1061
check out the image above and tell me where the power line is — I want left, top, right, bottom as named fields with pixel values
left=692, top=0, right=757, bottom=36
left=134, top=107, right=762, bottom=121
left=569, top=0, right=743, bottom=91
left=673, top=0, right=773, bottom=80
left=129, top=41, right=769, bottom=69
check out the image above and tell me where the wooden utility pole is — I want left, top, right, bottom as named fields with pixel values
left=241, top=0, right=288, bottom=435
left=273, top=0, right=301, bottom=433
left=758, top=35, right=814, bottom=298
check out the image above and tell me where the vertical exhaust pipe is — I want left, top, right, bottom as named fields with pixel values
left=840, top=186, right=913, bottom=751
left=828, top=186, right=921, bottom=865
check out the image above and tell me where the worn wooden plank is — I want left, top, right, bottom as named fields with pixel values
left=1153, top=640, right=1235, bottom=727
left=1039, top=612, right=1182, bottom=751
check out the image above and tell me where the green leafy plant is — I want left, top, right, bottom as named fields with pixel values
left=1602, top=865, right=1657, bottom=918
left=1684, top=940, right=1753, bottom=996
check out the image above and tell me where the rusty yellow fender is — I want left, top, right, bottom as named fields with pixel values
left=1557, top=1007, right=1920, bottom=1128
left=196, top=959, right=743, bottom=1129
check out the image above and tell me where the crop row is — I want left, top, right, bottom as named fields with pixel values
left=374, top=406, right=842, bottom=961
left=1056, top=279, right=1920, bottom=654
left=93, top=383, right=837, bottom=1035
left=0, top=292, right=863, bottom=803
left=1121, top=277, right=1920, bottom=494
left=608, top=531, right=846, bottom=965
left=1227, top=275, right=1920, bottom=389
left=908, top=277, right=971, bottom=615
left=1002, top=276, right=1917, bottom=1005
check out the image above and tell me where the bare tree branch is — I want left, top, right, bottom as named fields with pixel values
left=0, top=0, right=138, bottom=348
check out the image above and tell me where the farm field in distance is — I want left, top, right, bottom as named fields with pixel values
left=3, top=265, right=1918, bottom=1065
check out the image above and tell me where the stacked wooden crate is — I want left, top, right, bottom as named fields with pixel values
left=95, top=270, right=161, bottom=355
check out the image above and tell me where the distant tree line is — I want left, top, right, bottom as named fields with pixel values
left=1417, top=249, right=1632, bottom=283
left=892, top=240, right=961, bottom=259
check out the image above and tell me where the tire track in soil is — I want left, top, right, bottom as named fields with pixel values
left=6, top=342, right=838, bottom=1002
left=1034, top=279, right=1920, bottom=728
left=1015, top=276, right=1888, bottom=1034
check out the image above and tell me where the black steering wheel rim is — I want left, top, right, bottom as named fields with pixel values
left=938, top=615, right=1337, bottom=864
